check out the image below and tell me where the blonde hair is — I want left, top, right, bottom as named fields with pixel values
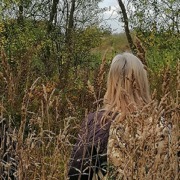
left=104, top=52, right=151, bottom=114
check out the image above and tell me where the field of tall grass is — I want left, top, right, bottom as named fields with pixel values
left=0, top=33, right=179, bottom=179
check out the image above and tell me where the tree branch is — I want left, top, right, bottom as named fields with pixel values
left=117, top=0, right=136, bottom=53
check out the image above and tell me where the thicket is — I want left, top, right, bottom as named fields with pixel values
left=0, top=0, right=179, bottom=179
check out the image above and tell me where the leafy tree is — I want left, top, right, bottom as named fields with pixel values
left=0, top=0, right=106, bottom=117
left=115, top=0, right=179, bottom=98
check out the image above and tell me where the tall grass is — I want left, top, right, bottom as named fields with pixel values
left=0, top=46, right=179, bottom=180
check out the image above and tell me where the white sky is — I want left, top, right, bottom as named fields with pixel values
left=99, top=0, right=123, bottom=33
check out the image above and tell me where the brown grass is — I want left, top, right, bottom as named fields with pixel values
left=0, top=48, right=179, bottom=179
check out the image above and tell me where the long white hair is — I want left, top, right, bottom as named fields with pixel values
left=103, top=52, right=151, bottom=114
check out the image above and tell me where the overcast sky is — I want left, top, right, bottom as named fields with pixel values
left=99, top=0, right=123, bottom=33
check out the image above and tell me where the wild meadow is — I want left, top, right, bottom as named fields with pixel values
left=0, top=0, right=179, bottom=179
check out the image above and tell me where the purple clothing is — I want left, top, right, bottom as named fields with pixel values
left=68, top=110, right=117, bottom=180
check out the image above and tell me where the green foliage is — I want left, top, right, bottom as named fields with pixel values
left=0, top=0, right=179, bottom=179
left=125, top=0, right=179, bottom=98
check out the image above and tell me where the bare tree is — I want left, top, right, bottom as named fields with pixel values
left=117, top=0, right=136, bottom=53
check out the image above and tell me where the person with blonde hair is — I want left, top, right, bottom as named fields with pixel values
left=106, top=53, right=172, bottom=179
left=68, top=52, right=152, bottom=179
left=104, top=52, right=150, bottom=115
left=104, top=52, right=152, bottom=179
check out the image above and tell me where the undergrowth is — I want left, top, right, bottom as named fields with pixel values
left=0, top=47, right=179, bottom=179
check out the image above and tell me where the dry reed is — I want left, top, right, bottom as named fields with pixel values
left=0, top=49, right=179, bottom=179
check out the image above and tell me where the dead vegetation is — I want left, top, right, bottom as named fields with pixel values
left=0, top=48, right=179, bottom=179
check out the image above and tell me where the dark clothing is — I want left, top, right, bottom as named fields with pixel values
left=68, top=110, right=117, bottom=180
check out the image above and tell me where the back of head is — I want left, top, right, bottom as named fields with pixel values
left=104, top=52, right=151, bottom=113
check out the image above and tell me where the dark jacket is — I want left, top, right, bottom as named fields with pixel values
left=68, top=110, right=117, bottom=180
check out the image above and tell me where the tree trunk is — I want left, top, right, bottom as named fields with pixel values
left=66, top=0, right=75, bottom=43
left=43, top=0, right=59, bottom=77
left=17, top=0, right=23, bottom=24
left=117, top=0, right=136, bottom=54
left=61, top=0, right=76, bottom=88
left=48, top=0, right=59, bottom=33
